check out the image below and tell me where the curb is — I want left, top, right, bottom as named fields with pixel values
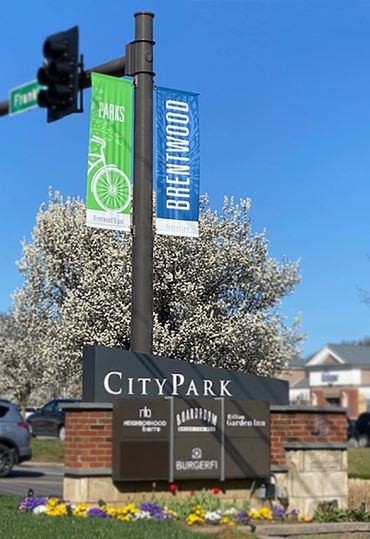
left=192, top=522, right=370, bottom=537
left=255, top=521, right=370, bottom=537
left=20, top=462, right=64, bottom=468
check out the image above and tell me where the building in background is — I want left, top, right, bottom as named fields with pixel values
left=281, top=344, right=370, bottom=418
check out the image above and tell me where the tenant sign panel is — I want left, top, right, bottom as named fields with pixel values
left=173, top=399, right=221, bottom=480
left=224, top=400, right=270, bottom=479
left=112, top=399, right=170, bottom=481
left=112, top=397, right=270, bottom=482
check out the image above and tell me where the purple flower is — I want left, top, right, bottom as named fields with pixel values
left=86, top=507, right=111, bottom=519
left=272, top=506, right=286, bottom=518
left=288, top=508, right=299, bottom=518
left=140, top=502, right=161, bottom=512
left=236, top=511, right=251, bottom=525
left=139, top=502, right=172, bottom=520
left=17, top=497, right=48, bottom=512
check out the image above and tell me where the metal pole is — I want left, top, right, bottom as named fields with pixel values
left=130, top=12, right=154, bottom=353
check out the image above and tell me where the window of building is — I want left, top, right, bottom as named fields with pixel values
left=326, top=397, right=340, bottom=406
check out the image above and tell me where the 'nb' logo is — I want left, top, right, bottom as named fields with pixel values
left=139, top=406, right=152, bottom=419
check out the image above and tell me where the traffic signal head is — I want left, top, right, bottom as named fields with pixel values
left=37, top=26, right=80, bottom=122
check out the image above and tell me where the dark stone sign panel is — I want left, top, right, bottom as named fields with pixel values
left=115, top=440, right=169, bottom=482
left=112, top=397, right=271, bottom=482
left=174, top=399, right=222, bottom=480
left=83, top=345, right=288, bottom=404
left=174, top=437, right=221, bottom=479
left=224, top=438, right=269, bottom=478
left=224, top=400, right=270, bottom=479
left=112, top=399, right=170, bottom=481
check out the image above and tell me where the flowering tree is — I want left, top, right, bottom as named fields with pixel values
left=1, top=191, right=303, bottom=399
left=0, top=306, right=54, bottom=405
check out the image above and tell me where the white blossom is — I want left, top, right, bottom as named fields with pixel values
left=133, top=511, right=152, bottom=520
left=205, top=510, right=222, bottom=522
left=33, top=505, right=47, bottom=514
left=0, top=191, right=303, bottom=401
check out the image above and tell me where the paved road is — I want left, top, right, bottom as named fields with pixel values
left=0, top=463, right=63, bottom=498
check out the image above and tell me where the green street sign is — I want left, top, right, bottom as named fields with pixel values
left=9, top=80, right=43, bottom=115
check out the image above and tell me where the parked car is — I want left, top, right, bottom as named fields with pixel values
left=353, top=412, right=370, bottom=447
left=24, top=407, right=37, bottom=420
left=347, top=417, right=358, bottom=447
left=27, top=398, right=80, bottom=441
left=0, top=400, right=32, bottom=477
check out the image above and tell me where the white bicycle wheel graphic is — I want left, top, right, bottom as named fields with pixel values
left=92, top=165, right=131, bottom=212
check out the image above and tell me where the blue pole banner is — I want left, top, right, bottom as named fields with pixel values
left=156, top=87, right=200, bottom=237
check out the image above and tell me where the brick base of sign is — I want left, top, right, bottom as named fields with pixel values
left=63, top=404, right=348, bottom=516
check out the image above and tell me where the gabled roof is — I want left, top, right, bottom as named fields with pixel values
left=292, top=376, right=309, bottom=389
left=290, top=357, right=307, bottom=368
left=306, top=344, right=370, bottom=367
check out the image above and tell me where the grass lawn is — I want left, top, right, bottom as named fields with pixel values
left=348, top=448, right=370, bottom=479
left=0, top=496, right=219, bottom=539
left=31, top=438, right=64, bottom=463
left=0, top=497, right=260, bottom=539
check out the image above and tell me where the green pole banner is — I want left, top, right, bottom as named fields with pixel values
left=86, top=73, right=133, bottom=231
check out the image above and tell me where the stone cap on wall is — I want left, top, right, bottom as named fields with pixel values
left=65, top=467, right=112, bottom=476
left=61, top=402, right=113, bottom=410
left=284, top=442, right=348, bottom=450
left=61, top=402, right=348, bottom=414
left=271, top=405, right=347, bottom=414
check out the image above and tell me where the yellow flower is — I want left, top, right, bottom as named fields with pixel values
left=72, top=503, right=88, bottom=517
left=191, top=504, right=206, bottom=518
left=259, top=507, right=272, bottom=520
left=105, top=506, right=118, bottom=517
left=220, top=515, right=235, bottom=526
left=46, top=498, right=60, bottom=508
left=248, top=508, right=260, bottom=519
left=45, top=503, right=68, bottom=517
left=121, top=503, right=139, bottom=514
left=186, top=513, right=204, bottom=525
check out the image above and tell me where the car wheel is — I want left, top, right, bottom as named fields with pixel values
left=358, top=434, right=369, bottom=448
left=0, top=444, right=14, bottom=477
left=58, top=425, right=65, bottom=441
left=348, top=437, right=359, bottom=448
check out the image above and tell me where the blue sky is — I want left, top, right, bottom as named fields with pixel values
left=1, top=0, right=370, bottom=357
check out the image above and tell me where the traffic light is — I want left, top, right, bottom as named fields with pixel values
left=37, top=26, right=80, bottom=122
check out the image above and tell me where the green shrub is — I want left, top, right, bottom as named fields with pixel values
left=313, top=500, right=370, bottom=523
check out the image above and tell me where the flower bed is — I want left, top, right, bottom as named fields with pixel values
left=17, top=498, right=177, bottom=521
left=16, top=492, right=308, bottom=528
